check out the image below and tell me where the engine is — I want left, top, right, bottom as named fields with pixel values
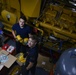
left=0, top=0, right=75, bottom=57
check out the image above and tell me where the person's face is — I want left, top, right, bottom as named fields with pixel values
left=27, top=38, right=37, bottom=48
left=19, top=18, right=25, bottom=27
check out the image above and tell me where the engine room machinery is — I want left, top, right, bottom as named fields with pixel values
left=0, top=0, right=76, bottom=61
left=0, top=0, right=76, bottom=75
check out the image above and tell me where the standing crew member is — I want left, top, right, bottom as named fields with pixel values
left=20, top=35, right=38, bottom=75
left=12, top=16, right=32, bottom=54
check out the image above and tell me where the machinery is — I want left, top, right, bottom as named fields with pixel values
left=0, top=0, right=76, bottom=62
left=54, top=48, right=76, bottom=75
left=0, top=0, right=75, bottom=75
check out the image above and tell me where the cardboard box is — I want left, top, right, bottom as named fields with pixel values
left=0, top=50, right=17, bottom=70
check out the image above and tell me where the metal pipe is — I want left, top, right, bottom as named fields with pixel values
left=40, top=22, right=76, bottom=39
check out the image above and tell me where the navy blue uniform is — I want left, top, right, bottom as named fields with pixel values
left=21, top=45, right=38, bottom=75
left=12, top=23, right=31, bottom=54
left=12, top=23, right=31, bottom=38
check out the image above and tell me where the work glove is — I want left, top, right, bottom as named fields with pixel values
left=16, top=35, right=23, bottom=43
left=23, top=38, right=28, bottom=45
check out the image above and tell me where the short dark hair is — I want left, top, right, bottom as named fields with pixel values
left=30, top=35, right=38, bottom=42
left=20, top=16, right=27, bottom=22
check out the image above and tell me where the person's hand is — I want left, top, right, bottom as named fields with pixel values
left=16, top=35, right=22, bottom=42
left=23, top=38, right=28, bottom=45
left=15, top=37, right=18, bottom=41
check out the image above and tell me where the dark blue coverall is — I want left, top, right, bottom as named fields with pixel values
left=20, top=45, right=38, bottom=75
left=12, top=23, right=32, bottom=54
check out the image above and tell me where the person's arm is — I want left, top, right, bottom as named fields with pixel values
left=12, top=30, right=16, bottom=39
left=26, top=62, right=34, bottom=70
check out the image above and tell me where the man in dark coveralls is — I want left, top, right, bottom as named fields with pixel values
left=20, top=35, right=38, bottom=75
left=12, top=16, right=32, bottom=54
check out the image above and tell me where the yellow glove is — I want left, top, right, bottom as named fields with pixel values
left=18, top=53, right=24, bottom=61
left=23, top=38, right=28, bottom=45
left=16, top=35, right=23, bottom=43
left=16, top=35, right=22, bottom=41
left=18, top=53, right=26, bottom=63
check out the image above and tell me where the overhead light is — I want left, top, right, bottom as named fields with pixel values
left=69, top=1, right=76, bottom=6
